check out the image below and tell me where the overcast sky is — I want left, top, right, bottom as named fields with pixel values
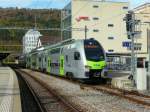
left=0, top=0, right=149, bottom=9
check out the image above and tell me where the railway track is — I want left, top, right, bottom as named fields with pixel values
left=34, top=70, right=150, bottom=107
left=46, top=70, right=150, bottom=107
left=38, top=71, right=150, bottom=107
left=80, top=84, right=150, bottom=107
left=15, top=69, right=82, bottom=112
left=15, top=70, right=44, bottom=112
left=16, top=69, right=150, bottom=111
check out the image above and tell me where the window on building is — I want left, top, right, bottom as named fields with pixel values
left=93, top=5, right=99, bottom=8
left=93, top=17, right=99, bottom=20
left=93, top=29, right=99, bottom=32
left=108, top=24, right=114, bottom=27
left=108, top=49, right=114, bottom=52
left=108, top=37, right=114, bottom=40
left=127, top=43, right=142, bottom=51
left=123, top=6, right=128, bottom=9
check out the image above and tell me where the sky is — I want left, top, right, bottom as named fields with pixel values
left=0, top=0, right=149, bottom=9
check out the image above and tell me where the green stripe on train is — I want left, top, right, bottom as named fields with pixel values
left=60, top=56, right=64, bottom=76
left=87, top=61, right=106, bottom=69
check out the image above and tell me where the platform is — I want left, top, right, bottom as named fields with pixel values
left=0, top=67, right=22, bottom=112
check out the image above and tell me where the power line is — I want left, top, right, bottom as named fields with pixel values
left=0, top=27, right=85, bottom=31
left=46, top=0, right=53, bottom=9
left=0, top=45, right=23, bottom=46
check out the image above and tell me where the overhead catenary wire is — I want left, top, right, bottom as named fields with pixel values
left=46, top=0, right=53, bottom=9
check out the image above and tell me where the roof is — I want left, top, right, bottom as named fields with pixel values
left=25, top=29, right=42, bottom=37
left=39, top=35, right=61, bottom=46
left=133, top=3, right=150, bottom=11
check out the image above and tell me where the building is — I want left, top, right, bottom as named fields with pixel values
left=62, top=0, right=130, bottom=55
left=133, top=3, right=150, bottom=61
left=37, top=36, right=61, bottom=48
left=23, top=29, right=42, bottom=54
left=133, top=3, right=150, bottom=90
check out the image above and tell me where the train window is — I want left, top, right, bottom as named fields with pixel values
left=48, top=60, right=50, bottom=67
left=39, top=57, right=41, bottom=62
left=66, top=55, right=68, bottom=62
left=61, top=48, right=63, bottom=53
left=50, top=48, right=60, bottom=54
left=61, top=60, right=63, bottom=68
left=145, top=61, right=148, bottom=69
left=74, top=52, right=81, bottom=60
left=84, top=40, right=105, bottom=61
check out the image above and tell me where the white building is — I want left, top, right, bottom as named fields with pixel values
left=62, top=0, right=130, bottom=55
left=133, top=3, right=150, bottom=61
left=23, top=29, right=42, bottom=54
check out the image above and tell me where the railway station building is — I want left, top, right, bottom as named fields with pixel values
left=133, top=3, right=150, bottom=63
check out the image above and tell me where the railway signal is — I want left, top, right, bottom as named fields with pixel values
left=125, top=11, right=142, bottom=87
left=125, top=13, right=133, bottom=39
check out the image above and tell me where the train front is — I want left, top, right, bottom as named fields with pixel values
left=84, top=39, right=106, bottom=79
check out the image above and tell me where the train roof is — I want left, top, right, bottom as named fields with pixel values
left=29, top=38, right=98, bottom=54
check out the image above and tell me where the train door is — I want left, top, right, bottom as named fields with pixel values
left=60, top=55, right=64, bottom=76
left=73, top=51, right=81, bottom=75
left=41, top=55, right=44, bottom=71
left=47, top=57, right=51, bottom=73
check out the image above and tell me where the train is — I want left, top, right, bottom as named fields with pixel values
left=26, top=38, right=107, bottom=81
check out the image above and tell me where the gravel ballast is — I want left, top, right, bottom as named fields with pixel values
left=22, top=69, right=150, bottom=112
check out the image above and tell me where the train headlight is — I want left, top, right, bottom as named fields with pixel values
left=85, top=65, right=91, bottom=72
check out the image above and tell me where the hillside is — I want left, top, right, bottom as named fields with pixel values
left=0, top=8, right=61, bottom=44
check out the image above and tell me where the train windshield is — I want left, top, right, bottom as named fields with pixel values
left=84, top=40, right=105, bottom=61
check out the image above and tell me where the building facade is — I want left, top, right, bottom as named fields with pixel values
left=23, top=29, right=42, bottom=54
left=133, top=3, right=150, bottom=60
left=62, top=0, right=130, bottom=55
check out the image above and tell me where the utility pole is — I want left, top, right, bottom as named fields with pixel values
left=85, top=25, right=87, bottom=39
left=131, top=12, right=136, bottom=84
left=148, top=25, right=150, bottom=75
left=34, top=15, right=37, bottom=30
left=144, top=22, right=150, bottom=74
left=126, top=11, right=141, bottom=86
left=61, top=10, right=63, bottom=41
left=126, top=11, right=136, bottom=85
